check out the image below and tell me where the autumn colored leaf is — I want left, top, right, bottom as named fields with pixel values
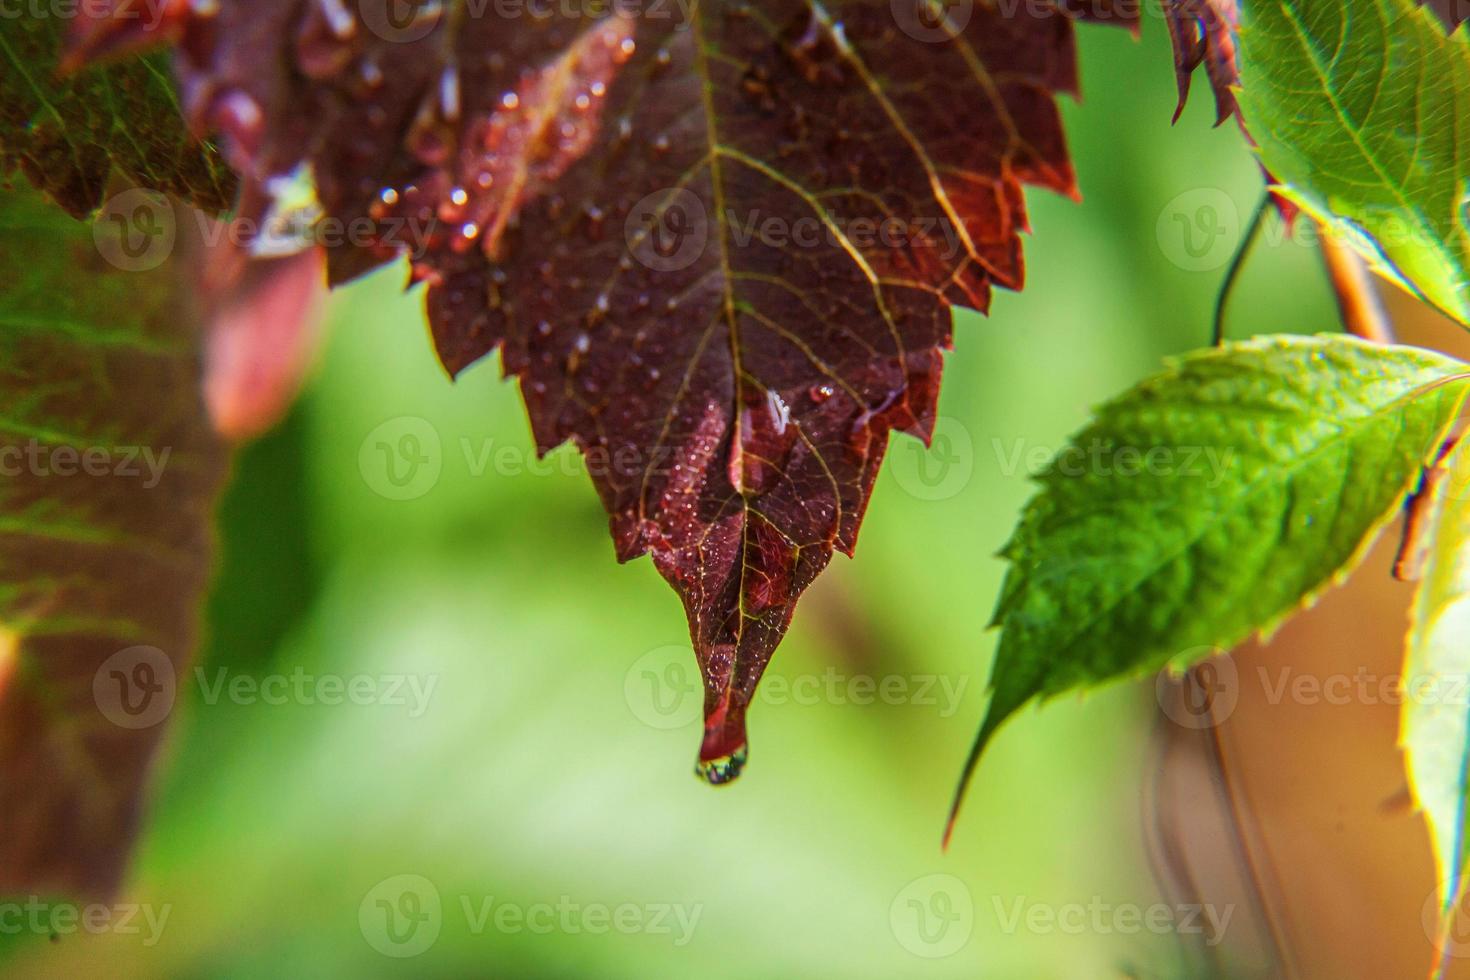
left=68, top=1, right=1114, bottom=782
left=202, top=245, right=328, bottom=442
left=0, top=185, right=226, bottom=897
left=1163, top=0, right=1240, bottom=124
left=0, top=14, right=232, bottom=218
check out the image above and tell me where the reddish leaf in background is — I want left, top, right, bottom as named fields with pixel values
left=1163, top=0, right=1239, bottom=124
left=73, top=1, right=1100, bottom=783
left=202, top=245, right=327, bottom=442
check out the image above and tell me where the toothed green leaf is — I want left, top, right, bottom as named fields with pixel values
left=1236, top=0, right=1470, bottom=323
left=966, top=335, right=1467, bottom=783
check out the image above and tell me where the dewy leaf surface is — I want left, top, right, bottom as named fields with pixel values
left=1403, top=432, right=1470, bottom=969
left=950, top=335, right=1468, bottom=834
left=1236, top=0, right=1470, bottom=324
left=122, top=1, right=1101, bottom=780
left=0, top=186, right=226, bottom=896
left=0, top=15, right=233, bottom=218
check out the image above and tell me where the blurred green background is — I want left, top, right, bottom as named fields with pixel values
left=4, top=19, right=1342, bottom=980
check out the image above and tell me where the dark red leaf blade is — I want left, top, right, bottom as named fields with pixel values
left=118, top=1, right=1095, bottom=783
left=425, top=5, right=1085, bottom=781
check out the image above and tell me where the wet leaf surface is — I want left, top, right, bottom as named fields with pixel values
left=68, top=1, right=1107, bottom=781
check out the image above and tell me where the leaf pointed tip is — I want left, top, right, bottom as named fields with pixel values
left=942, top=702, right=1014, bottom=847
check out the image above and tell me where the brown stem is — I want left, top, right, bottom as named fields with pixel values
left=1319, top=228, right=1395, bottom=345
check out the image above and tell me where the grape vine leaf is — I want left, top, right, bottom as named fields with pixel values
left=947, top=335, right=1468, bottom=838
left=1402, top=432, right=1470, bottom=977
left=88, top=1, right=1115, bottom=782
left=0, top=185, right=226, bottom=897
left=0, top=15, right=233, bottom=218
left=1236, top=0, right=1470, bottom=325
left=1163, top=0, right=1240, bottom=124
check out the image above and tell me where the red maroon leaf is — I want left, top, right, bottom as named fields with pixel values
left=1163, top=0, right=1239, bottom=125
left=202, top=244, right=328, bottom=442
left=112, top=2, right=1105, bottom=783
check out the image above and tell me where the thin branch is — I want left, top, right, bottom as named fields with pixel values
left=1213, top=193, right=1271, bottom=347
left=1318, top=228, right=1396, bottom=344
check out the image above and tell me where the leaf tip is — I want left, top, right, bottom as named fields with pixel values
left=943, top=696, right=1019, bottom=847
left=696, top=692, right=750, bottom=786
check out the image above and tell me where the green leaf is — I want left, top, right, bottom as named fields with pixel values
left=950, top=335, right=1467, bottom=833
left=1403, top=434, right=1470, bottom=971
left=1236, top=0, right=1470, bottom=324
left=0, top=16, right=233, bottom=218
left=0, top=185, right=226, bottom=897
